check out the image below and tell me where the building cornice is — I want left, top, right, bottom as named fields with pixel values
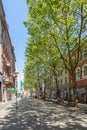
left=0, top=0, right=5, bottom=19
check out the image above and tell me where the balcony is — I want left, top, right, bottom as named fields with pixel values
left=11, top=71, right=19, bottom=78
left=4, top=76, right=13, bottom=85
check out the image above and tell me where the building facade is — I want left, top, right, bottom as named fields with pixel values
left=0, top=0, right=17, bottom=102
left=58, top=69, right=69, bottom=100
left=1, top=19, right=16, bottom=101
left=0, top=20, right=3, bottom=101
left=69, top=48, right=87, bottom=103
left=0, top=0, right=5, bottom=102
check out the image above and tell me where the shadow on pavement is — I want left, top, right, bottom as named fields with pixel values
left=0, top=98, right=87, bottom=130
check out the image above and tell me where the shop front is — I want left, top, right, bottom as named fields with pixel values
left=70, top=87, right=86, bottom=103
left=6, top=87, right=17, bottom=100
left=77, top=88, right=85, bottom=103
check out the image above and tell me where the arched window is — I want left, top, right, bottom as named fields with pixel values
left=82, top=64, right=87, bottom=78
left=76, top=67, right=80, bottom=80
left=84, top=66, right=87, bottom=76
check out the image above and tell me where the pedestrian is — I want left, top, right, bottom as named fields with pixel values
left=61, top=97, right=64, bottom=105
left=76, top=97, right=78, bottom=107
left=57, top=97, right=60, bottom=104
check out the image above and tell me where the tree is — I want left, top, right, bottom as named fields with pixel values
left=44, top=0, right=87, bottom=106
left=24, top=0, right=87, bottom=106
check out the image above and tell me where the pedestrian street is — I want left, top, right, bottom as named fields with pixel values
left=0, top=97, right=87, bottom=130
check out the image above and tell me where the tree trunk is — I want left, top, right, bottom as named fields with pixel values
left=72, top=72, right=78, bottom=107
left=43, top=79, right=46, bottom=100
left=54, top=75, right=60, bottom=98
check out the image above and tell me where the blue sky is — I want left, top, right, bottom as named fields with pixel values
left=2, top=0, right=28, bottom=80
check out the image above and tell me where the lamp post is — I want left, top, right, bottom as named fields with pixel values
left=13, top=71, right=19, bottom=110
left=2, top=75, right=6, bottom=102
left=16, top=89, right=17, bottom=109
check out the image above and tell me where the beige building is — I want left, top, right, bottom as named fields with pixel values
left=58, top=69, right=69, bottom=100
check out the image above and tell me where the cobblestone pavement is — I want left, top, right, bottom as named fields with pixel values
left=0, top=97, right=87, bottom=130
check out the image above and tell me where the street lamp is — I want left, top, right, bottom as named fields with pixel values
left=13, top=71, right=19, bottom=110
left=2, top=75, right=6, bottom=102
left=16, top=89, right=17, bottom=109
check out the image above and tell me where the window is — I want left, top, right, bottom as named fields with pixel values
left=61, top=70, right=62, bottom=76
left=76, top=68, right=80, bottom=80
left=82, top=64, right=87, bottom=78
left=58, top=70, right=62, bottom=77
left=65, top=69, right=67, bottom=74
left=77, top=69, right=80, bottom=78
left=84, top=66, right=87, bottom=76
left=76, top=53, right=81, bottom=61
left=65, top=77, right=67, bottom=84
left=84, top=49, right=87, bottom=59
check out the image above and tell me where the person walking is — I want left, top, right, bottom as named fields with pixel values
left=57, top=97, right=60, bottom=104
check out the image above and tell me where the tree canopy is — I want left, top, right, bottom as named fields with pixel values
left=24, top=0, right=87, bottom=104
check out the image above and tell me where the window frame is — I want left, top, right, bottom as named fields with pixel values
left=82, top=64, right=87, bottom=79
left=76, top=67, right=81, bottom=80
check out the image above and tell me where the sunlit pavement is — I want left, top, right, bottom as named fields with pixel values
left=0, top=97, right=87, bottom=130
